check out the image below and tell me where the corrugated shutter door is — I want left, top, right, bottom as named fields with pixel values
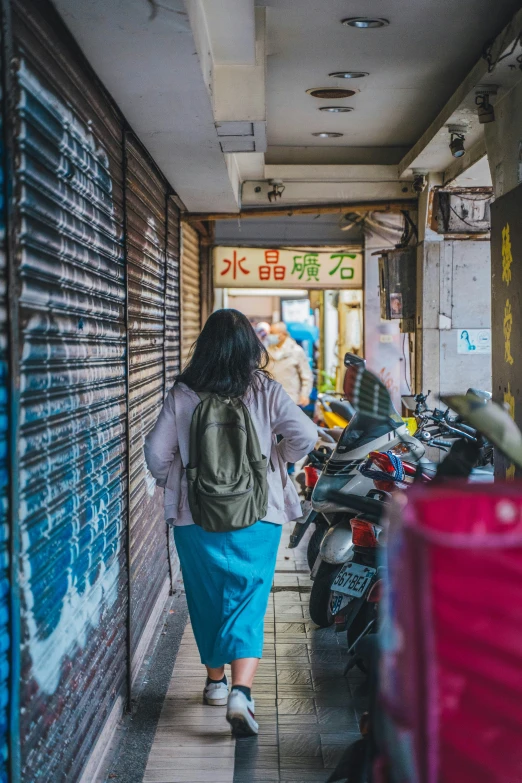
left=181, top=222, right=201, bottom=364
left=0, top=21, right=9, bottom=780
left=165, top=199, right=181, bottom=388
left=124, top=135, right=169, bottom=673
left=13, top=2, right=128, bottom=779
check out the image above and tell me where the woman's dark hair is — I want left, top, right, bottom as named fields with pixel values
left=176, top=309, right=270, bottom=397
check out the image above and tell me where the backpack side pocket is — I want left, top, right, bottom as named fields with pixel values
left=186, top=466, right=199, bottom=522
left=250, top=455, right=269, bottom=520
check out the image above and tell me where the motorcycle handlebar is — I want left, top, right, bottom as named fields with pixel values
left=442, top=422, right=477, bottom=442
left=448, top=421, right=476, bottom=436
left=431, top=439, right=453, bottom=448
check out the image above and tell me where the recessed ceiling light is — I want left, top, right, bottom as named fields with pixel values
left=312, top=132, right=344, bottom=138
left=329, top=71, right=368, bottom=79
left=318, top=106, right=353, bottom=113
left=306, top=87, right=359, bottom=99
left=342, top=17, right=389, bottom=28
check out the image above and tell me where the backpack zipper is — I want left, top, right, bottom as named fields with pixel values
left=197, top=486, right=253, bottom=499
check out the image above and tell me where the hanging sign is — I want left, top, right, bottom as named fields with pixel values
left=213, top=246, right=363, bottom=289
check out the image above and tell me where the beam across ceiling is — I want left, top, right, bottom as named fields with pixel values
left=443, top=138, right=489, bottom=186
left=398, top=6, right=522, bottom=179
left=183, top=199, right=418, bottom=222
left=263, top=165, right=407, bottom=183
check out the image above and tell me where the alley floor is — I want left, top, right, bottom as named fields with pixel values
left=108, top=528, right=366, bottom=783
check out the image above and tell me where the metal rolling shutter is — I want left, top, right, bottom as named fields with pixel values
left=0, top=21, right=10, bottom=781
left=164, top=198, right=181, bottom=589
left=13, top=2, right=128, bottom=779
left=124, top=135, right=169, bottom=673
left=165, top=199, right=181, bottom=389
left=181, top=222, right=201, bottom=364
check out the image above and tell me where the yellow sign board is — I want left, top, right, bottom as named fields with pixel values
left=214, top=246, right=363, bottom=289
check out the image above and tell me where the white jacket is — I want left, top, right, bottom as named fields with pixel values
left=144, top=375, right=317, bottom=526
left=267, top=337, right=314, bottom=405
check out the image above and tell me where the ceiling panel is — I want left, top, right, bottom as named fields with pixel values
left=259, top=0, right=522, bottom=160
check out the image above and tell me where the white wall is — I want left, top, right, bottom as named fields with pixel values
left=416, top=239, right=492, bottom=396
left=364, top=233, right=403, bottom=411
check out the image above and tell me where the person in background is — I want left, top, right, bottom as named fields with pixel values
left=267, top=321, right=313, bottom=408
left=254, top=320, right=271, bottom=348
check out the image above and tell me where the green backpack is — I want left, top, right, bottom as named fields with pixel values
left=186, top=392, right=269, bottom=532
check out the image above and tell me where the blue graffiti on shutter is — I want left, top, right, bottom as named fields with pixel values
left=17, top=57, right=126, bottom=698
left=0, top=25, right=9, bottom=783
left=125, top=137, right=169, bottom=664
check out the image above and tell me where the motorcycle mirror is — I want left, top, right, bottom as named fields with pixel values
left=344, top=352, right=366, bottom=368
left=440, top=392, right=522, bottom=469
left=466, top=388, right=492, bottom=401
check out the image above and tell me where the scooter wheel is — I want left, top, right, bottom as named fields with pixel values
left=307, top=519, right=328, bottom=571
left=309, top=562, right=339, bottom=627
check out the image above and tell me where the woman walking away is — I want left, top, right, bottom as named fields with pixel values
left=144, top=309, right=317, bottom=737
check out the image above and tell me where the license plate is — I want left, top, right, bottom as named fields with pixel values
left=331, top=561, right=376, bottom=598
left=330, top=592, right=352, bottom=616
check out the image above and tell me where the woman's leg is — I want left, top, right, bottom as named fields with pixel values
left=227, top=658, right=260, bottom=736
left=231, top=657, right=259, bottom=688
left=206, top=665, right=225, bottom=681
left=205, top=658, right=259, bottom=686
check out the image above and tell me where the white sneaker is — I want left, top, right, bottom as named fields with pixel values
left=203, top=678, right=229, bottom=706
left=226, top=689, right=259, bottom=737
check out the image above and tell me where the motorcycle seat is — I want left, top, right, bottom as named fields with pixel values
left=330, top=399, right=355, bottom=421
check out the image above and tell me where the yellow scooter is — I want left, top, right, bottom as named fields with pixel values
left=315, top=393, right=355, bottom=429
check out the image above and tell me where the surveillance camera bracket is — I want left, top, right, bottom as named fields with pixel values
left=475, top=84, right=499, bottom=98
left=447, top=124, right=468, bottom=135
left=267, top=179, right=285, bottom=203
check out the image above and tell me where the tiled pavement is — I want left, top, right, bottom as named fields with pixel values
left=141, top=528, right=366, bottom=783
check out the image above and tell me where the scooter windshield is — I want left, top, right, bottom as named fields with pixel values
left=336, top=412, right=397, bottom=455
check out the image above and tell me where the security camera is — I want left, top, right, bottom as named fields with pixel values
left=450, top=134, right=465, bottom=158
left=412, top=174, right=427, bottom=193
left=447, top=125, right=468, bottom=159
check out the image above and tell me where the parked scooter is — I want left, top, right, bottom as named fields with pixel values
left=315, top=392, right=355, bottom=430
left=326, top=386, right=522, bottom=783
left=310, top=359, right=494, bottom=635
left=325, top=451, right=431, bottom=647
left=405, top=389, right=494, bottom=472
left=308, top=354, right=424, bottom=628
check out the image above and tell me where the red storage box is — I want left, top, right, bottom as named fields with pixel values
left=380, top=484, right=522, bottom=783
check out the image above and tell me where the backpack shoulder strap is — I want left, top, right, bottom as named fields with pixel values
left=187, top=390, right=210, bottom=470
left=240, top=400, right=263, bottom=462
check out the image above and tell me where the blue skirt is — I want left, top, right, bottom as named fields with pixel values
left=174, top=521, right=282, bottom=668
